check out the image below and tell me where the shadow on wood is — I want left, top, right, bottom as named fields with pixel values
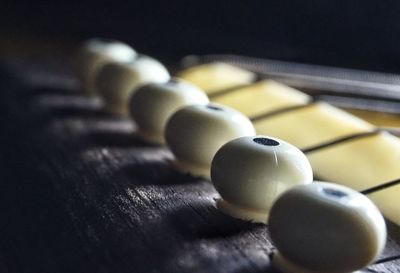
left=117, top=160, right=201, bottom=187
left=169, top=201, right=261, bottom=240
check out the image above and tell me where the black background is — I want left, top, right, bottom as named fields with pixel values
left=2, top=1, right=400, bottom=71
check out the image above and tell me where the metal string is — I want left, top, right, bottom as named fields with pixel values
left=361, top=178, right=400, bottom=195
left=249, top=101, right=317, bottom=122
left=301, top=130, right=381, bottom=154
left=374, top=254, right=400, bottom=265
left=207, top=76, right=264, bottom=99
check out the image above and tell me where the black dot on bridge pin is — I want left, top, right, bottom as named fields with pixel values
left=167, top=79, right=180, bottom=84
left=206, top=105, right=223, bottom=111
left=322, top=188, right=348, bottom=198
left=253, top=137, right=280, bottom=146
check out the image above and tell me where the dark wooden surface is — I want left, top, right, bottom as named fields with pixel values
left=0, top=60, right=399, bottom=273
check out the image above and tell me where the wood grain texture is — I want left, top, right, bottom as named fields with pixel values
left=0, top=60, right=398, bottom=273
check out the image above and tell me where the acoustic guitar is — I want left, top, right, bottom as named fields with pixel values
left=0, top=46, right=399, bottom=273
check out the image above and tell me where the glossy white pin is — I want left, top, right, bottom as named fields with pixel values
left=165, top=104, right=255, bottom=179
left=96, top=55, right=170, bottom=116
left=269, top=182, right=387, bottom=273
left=211, top=136, right=313, bottom=223
left=74, top=38, right=137, bottom=94
left=129, top=79, right=209, bottom=144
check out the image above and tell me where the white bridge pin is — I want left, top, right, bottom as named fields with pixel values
left=269, top=182, right=387, bottom=273
left=129, top=79, right=209, bottom=144
left=211, top=136, right=313, bottom=223
left=165, top=103, right=255, bottom=179
left=95, top=55, right=170, bottom=116
left=74, top=38, right=137, bottom=95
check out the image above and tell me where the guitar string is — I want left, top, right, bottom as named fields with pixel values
left=208, top=82, right=257, bottom=99
left=249, top=101, right=317, bottom=122
left=361, top=178, right=400, bottom=195
left=207, top=76, right=264, bottom=99
left=301, top=130, right=381, bottom=153
left=373, top=254, right=400, bottom=265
